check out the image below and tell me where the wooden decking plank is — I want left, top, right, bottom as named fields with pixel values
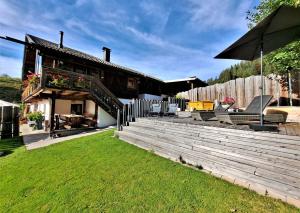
left=125, top=127, right=300, bottom=181
left=118, top=130, right=300, bottom=199
left=138, top=118, right=300, bottom=142
left=128, top=124, right=300, bottom=169
left=130, top=123, right=300, bottom=160
left=132, top=122, right=300, bottom=152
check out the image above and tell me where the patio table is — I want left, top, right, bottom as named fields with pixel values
left=61, top=114, right=84, bottom=128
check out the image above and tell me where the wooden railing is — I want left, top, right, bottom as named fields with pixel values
left=43, top=66, right=123, bottom=118
left=21, top=81, right=40, bottom=101
left=22, top=66, right=123, bottom=118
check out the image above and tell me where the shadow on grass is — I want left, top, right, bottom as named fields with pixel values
left=0, top=137, right=23, bottom=157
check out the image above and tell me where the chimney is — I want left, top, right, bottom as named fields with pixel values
left=59, top=31, right=64, bottom=48
left=102, top=47, right=111, bottom=62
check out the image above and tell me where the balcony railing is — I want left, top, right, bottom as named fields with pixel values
left=22, top=66, right=123, bottom=118
left=21, top=80, right=40, bottom=101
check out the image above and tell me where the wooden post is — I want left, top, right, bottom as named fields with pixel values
left=83, top=100, right=86, bottom=114
left=94, top=103, right=98, bottom=127
left=122, top=105, right=125, bottom=125
left=117, top=109, right=121, bottom=131
left=55, top=115, right=59, bottom=130
left=0, top=106, right=3, bottom=140
left=40, top=65, right=47, bottom=88
left=50, top=92, right=56, bottom=132
left=127, top=104, right=130, bottom=125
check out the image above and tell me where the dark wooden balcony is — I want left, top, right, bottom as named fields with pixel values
left=22, top=66, right=123, bottom=119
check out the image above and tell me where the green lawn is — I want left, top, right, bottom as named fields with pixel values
left=0, top=130, right=298, bottom=212
left=0, top=75, right=22, bottom=103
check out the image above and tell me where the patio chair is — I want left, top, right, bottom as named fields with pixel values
left=216, top=95, right=286, bottom=125
left=149, top=103, right=161, bottom=116
left=164, top=103, right=178, bottom=116
left=55, top=114, right=67, bottom=129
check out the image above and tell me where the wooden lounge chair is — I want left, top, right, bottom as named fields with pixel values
left=216, top=95, right=286, bottom=125
left=149, top=104, right=161, bottom=116
left=164, top=103, right=178, bottom=116
left=191, top=102, right=234, bottom=121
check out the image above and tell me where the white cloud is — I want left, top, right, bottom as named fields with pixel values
left=0, top=0, right=251, bottom=81
left=125, top=26, right=206, bottom=56
left=187, top=0, right=253, bottom=31
left=65, top=19, right=110, bottom=42
left=139, top=0, right=170, bottom=33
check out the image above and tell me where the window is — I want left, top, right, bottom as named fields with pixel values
left=35, top=50, right=42, bottom=74
left=127, top=78, right=137, bottom=89
left=71, top=104, right=83, bottom=115
left=99, top=70, right=105, bottom=80
left=75, top=65, right=87, bottom=74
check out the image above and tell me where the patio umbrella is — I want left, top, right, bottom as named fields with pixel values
left=215, top=6, right=300, bottom=125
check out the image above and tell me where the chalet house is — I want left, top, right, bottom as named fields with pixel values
left=1, top=32, right=206, bottom=133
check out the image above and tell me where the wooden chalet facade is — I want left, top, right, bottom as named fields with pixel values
left=1, top=32, right=206, bottom=134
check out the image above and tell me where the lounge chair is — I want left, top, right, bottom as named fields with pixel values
left=191, top=102, right=234, bottom=121
left=164, top=103, right=178, bottom=116
left=216, top=95, right=286, bottom=124
left=149, top=103, right=161, bottom=116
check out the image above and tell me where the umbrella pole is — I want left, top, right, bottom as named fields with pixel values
left=260, top=45, right=264, bottom=126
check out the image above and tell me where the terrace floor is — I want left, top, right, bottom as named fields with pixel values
left=146, top=116, right=300, bottom=136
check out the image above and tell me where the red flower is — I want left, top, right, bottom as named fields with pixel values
left=223, top=97, right=235, bottom=104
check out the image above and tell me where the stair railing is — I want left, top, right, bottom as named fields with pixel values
left=42, top=66, right=123, bottom=119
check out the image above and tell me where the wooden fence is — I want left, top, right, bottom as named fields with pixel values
left=0, top=106, right=19, bottom=139
left=117, top=98, right=186, bottom=129
left=177, top=75, right=300, bottom=108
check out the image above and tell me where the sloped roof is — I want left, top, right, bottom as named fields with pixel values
left=0, top=100, right=19, bottom=107
left=164, top=77, right=199, bottom=83
left=26, top=34, right=163, bottom=82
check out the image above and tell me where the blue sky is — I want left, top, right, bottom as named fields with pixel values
left=0, top=0, right=259, bottom=81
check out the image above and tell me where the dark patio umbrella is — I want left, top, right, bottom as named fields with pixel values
left=215, top=6, right=300, bottom=125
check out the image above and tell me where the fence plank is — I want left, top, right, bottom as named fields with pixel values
left=1, top=106, right=13, bottom=139
left=236, top=78, right=245, bottom=107
left=177, top=75, right=300, bottom=108
left=245, top=76, right=254, bottom=106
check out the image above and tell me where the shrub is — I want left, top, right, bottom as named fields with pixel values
left=27, top=111, right=43, bottom=122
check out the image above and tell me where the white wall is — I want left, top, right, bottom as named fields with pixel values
left=28, top=99, right=116, bottom=127
left=97, top=106, right=116, bottom=128
left=28, top=99, right=50, bottom=120
left=55, top=100, right=83, bottom=114
left=86, top=100, right=95, bottom=115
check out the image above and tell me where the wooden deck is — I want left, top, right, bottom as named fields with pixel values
left=116, top=117, right=300, bottom=208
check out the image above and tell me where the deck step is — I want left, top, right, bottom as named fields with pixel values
left=116, top=118, right=300, bottom=207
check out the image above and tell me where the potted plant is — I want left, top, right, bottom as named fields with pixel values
left=27, top=111, right=44, bottom=130
left=27, top=71, right=40, bottom=88
left=74, top=76, right=86, bottom=88
left=48, top=73, right=69, bottom=88
left=222, top=97, right=236, bottom=111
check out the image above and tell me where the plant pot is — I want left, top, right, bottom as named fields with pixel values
left=35, top=120, right=43, bottom=130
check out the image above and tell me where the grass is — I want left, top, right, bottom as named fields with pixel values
left=0, top=74, right=22, bottom=103
left=0, top=130, right=298, bottom=212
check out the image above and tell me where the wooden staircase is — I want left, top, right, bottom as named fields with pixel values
left=89, top=76, right=123, bottom=119
left=116, top=118, right=300, bottom=207
left=41, top=66, right=124, bottom=119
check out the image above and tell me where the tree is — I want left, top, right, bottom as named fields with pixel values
left=247, top=0, right=300, bottom=75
